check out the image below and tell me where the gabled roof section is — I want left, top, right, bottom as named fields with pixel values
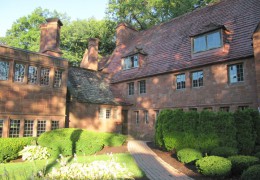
left=108, top=0, right=260, bottom=83
left=122, top=47, right=148, bottom=58
left=68, top=67, right=129, bottom=105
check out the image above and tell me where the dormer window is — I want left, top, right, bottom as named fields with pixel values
left=123, top=55, right=139, bottom=70
left=193, top=30, right=222, bottom=53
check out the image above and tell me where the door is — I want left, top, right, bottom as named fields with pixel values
left=122, top=110, right=128, bottom=135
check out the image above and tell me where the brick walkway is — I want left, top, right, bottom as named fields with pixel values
left=127, top=140, right=193, bottom=180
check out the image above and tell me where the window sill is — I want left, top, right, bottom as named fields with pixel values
left=191, top=47, right=223, bottom=59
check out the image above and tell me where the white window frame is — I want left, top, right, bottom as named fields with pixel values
left=229, top=63, right=244, bottom=83
left=192, top=71, right=203, bottom=88
left=176, top=74, right=186, bottom=90
left=193, top=30, right=222, bottom=53
left=123, top=55, right=139, bottom=70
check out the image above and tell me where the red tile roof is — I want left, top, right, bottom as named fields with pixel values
left=107, top=0, right=260, bottom=83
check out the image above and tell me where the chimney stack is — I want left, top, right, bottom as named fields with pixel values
left=40, top=18, right=63, bottom=57
left=80, top=38, right=99, bottom=71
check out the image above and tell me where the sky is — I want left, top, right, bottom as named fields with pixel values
left=0, top=0, right=108, bottom=37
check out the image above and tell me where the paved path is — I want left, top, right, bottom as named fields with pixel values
left=127, top=140, right=193, bottom=180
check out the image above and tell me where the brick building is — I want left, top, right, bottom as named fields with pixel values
left=0, top=19, right=68, bottom=137
left=1, top=0, right=260, bottom=140
left=102, top=0, right=260, bottom=140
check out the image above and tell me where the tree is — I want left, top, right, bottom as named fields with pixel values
left=0, top=8, right=116, bottom=66
left=107, top=0, right=220, bottom=30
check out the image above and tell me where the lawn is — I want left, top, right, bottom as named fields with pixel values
left=0, top=153, right=145, bottom=180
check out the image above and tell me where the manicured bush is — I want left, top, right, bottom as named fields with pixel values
left=0, top=137, right=36, bottom=163
left=196, top=156, right=231, bottom=177
left=177, top=148, right=202, bottom=164
left=211, top=147, right=238, bottom=158
left=234, top=110, right=257, bottom=155
left=38, top=128, right=126, bottom=157
left=254, top=152, right=260, bottom=159
left=241, top=164, right=260, bottom=180
left=228, top=155, right=259, bottom=175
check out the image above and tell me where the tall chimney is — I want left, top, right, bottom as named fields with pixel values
left=116, top=23, right=138, bottom=47
left=40, top=18, right=63, bottom=57
left=80, top=38, right=99, bottom=71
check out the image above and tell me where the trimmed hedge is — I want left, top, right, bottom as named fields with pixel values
left=177, top=148, right=203, bottom=164
left=228, top=155, right=259, bottom=175
left=155, top=109, right=259, bottom=154
left=195, top=156, right=231, bottom=177
left=38, top=128, right=126, bottom=157
left=210, top=147, right=238, bottom=158
left=0, top=137, right=36, bottom=163
left=241, top=164, right=260, bottom=180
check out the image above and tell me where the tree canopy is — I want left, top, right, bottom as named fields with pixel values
left=0, top=7, right=116, bottom=66
left=107, top=0, right=219, bottom=30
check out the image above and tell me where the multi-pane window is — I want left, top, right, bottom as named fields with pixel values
left=220, top=107, right=230, bottom=112
left=0, top=120, right=3, bottom=137
left=51, top=121, right=59, bottom=130
left=40, top=68, right=50, bottom=86
left=176, top=74, right=185, bottom=90
left=9, top=120, right=20, bottom=137
left=193, top=30, right=222, bottom=53
left=106, top=109, right=111, bottom=119
left=128, top=82, right=134, bottom=95
left=139, top=80, right=146, bottom=94
left=54, top=70, right=62, bottom=88
left=24, top=120, right=34, bottom=137
left=229, top=64, right=244, bottom=83
left=238, top=106, right=248, bottom=111
left=0, top=60, right=9, bottom=80
left=189, top=108, right=197, bottom=111
left=135, top=111, right=139, bottom=124
left=144, top=111, right=149, bottom=124
left=14, top=63, right=25, bottom=82
left=28, top=66, right=38, bottom=84
left=37, top=120, right=46, bottom=137
left=123, top=55, right=138, bottom=70
left=192, top=71, right=203, bottom=87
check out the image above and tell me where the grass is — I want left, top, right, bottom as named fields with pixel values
left=0, top=153, right=145, bottom=180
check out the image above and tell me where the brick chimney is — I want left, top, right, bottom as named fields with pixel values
left=116, top=23, right=138, bottom=47
left=40, top=18, right=63, bottom=57
left=80, top=38, right=99, bottom=71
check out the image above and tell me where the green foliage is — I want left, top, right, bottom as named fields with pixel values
left=254, top=152, right=260, bottom=159
left=196, top=156, right=231, bottom=177
left=18, top=145, right=50, bottom=161
left=0, top=137, right=36, bottom=163
left=234, top=110, right=257, bottom=155
left=37, top=128, right=126, bottom=157
left=241, top=164, right=260, bottom=180
left=0, top=8, right=116, bottom=66
left=107, top=0, right=219, bottom=30
left=228, top=155, right=259, bottom=175
left=210, top=147, right=238, bottom=158
left=177, top=148, right=202, bottom=164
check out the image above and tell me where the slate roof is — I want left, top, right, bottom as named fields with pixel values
left=68, top=66, right=129, bottom=105
left=108, top=0, right=260, bottom=83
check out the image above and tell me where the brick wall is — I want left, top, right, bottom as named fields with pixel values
left=0, top=45, right=68, bottom=137
left=112, top=58, right=258, bottom=140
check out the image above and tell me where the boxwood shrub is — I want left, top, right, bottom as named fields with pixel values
left=177, top=148, right=203, bottom=164
left=0, top=137, right=36, bottom=163
left=210, top=147, right=238, bottom=158
left=228, top=155, right=259, bottom=175
left=195, top=156, right=231, bottom=177
left=241, top=164, right=260, bottom=180
left=38, top=128, right=126, bottom=157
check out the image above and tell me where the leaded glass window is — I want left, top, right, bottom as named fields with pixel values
left=28, top=66, right=38, bottom=84
left=0, top=61, right=9, bottom=80
left=40, top=68, right=50, bottom=86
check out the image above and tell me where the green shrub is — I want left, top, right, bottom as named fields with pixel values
left=177, top=148, right=202, bottom=164
left=254, top=152, right=260, bottom=159
left=255, top=146, right=260, bottom=153
left=211, top=147, right=238, bottom=158
left=38, top=128, right=126, bottom=157
left=196, top=156, right=231, bottom=177
left=0, top=137, right=36, bottom=163
left=228, top=155, right=259, bottom=175
left=241, top=164, right=260, bottom=180
left=234, top=110, right=257, bottom=155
